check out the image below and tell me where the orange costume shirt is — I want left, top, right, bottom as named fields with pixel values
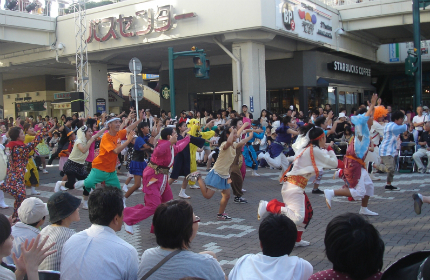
left=92, top=129, right=127, bottom=173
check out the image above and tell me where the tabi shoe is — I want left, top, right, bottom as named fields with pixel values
left=251, top=170, right=260, bottom=177
left=122, top=184, right=129, bottom=192
left=324, top=189, right=334, bottom=209
left=312, top=189, right=324, bottom=194
left=178, top=190, right=191, bottom=199
left=413, top=193, right=423, bottom=215
left=30, top=187, right=40, bottom=195
left=234, top=196, right=248, bottom=203
left=186, top=171, right=201, bottom=183
left=359, top=207, right=378, bottom=216
left=258, top=200, right=268, bottom=220
left=385, top=185, right=400, bottom=191
left=125, top=223, right=134, bottom=235
left=54, top=181, right=62, bottom=193
left=0, top=201, right=9, bottom=209
left=257, top=152, right=266, bottom=161
left=295, top=240, right=310, bottom=247
left=82, top=199, right=88, bottom=210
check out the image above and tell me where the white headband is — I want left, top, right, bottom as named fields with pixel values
left=105, top=118, right=120, bottom=125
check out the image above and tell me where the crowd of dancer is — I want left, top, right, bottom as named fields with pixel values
left=0, top=96, right=429, bottom=280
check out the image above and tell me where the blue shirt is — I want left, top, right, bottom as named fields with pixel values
left=379, top=122, right=407, bottom=156
left=275, top=125, right=292, bottom=144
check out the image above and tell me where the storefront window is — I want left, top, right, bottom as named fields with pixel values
left=338, top=91, right=359, bottom=116
left=266, top=88, right=299, bottom=114
left=308, top=87, right=329, bottom=114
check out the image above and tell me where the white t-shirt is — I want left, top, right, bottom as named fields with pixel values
left=229, top=253, right=313, bottom=280
left=413, top=115, right=425, bottom=131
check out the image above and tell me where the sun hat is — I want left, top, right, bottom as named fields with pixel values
left=18, top=197, right=49, bottom=224
left=47, top=192, right=81, bottom=224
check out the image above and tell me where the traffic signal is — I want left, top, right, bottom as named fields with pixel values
left=405, top=52, right=418, bottom=76
left=193, top=53, right=210, bottom=79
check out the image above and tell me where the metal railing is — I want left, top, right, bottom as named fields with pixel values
left=322, top=0, right=375, bottom=7
left=0, top=0, right=70, bottom=17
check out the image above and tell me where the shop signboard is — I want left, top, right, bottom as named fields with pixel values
left=389, top=43, right=400, bottom=62
left=96, top=98, right=106, bottom=114
left=15, top=102, right=46, bottom=112
left=54, top=92, right=71, bottom=100
left=386, top=41, right=430, bottom=63
left=52, top=103, right=71, bottom=109
left=276, top=0, right=333, bottom=45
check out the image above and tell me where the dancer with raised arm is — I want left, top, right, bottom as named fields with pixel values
left=324, top=93, right=379, bottom=216
left=123, top=128, right=190, bottom=234
left=257, top=124, right=340, bottom=247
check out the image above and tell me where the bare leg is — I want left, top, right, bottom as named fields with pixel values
left=361, top=195, right=369, bottom=207
left=41, top=157, right=47, bottom=170
left=313, top=183, right=319, bottom=190
left=125, top=177, right=133, bottom=186
left=218, top=189, right=231, bottom=214
left=181, top=178, right=188, bottom=190
left=423, top=196, right=430, bottom=204
left=125, top=176, right=142, bottom=198
left=334, top=188, right=352, bottom=197
left=62, top=175, right=67, bottom=181
left=196, top=177, right=215, bottom=199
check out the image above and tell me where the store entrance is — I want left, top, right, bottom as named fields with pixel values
left=193, top=92, right=233, bottom=113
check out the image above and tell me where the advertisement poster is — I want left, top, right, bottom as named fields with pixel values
left=96, top=98, right=106, bottom=114
left=276, top=0, right=334, bottom=45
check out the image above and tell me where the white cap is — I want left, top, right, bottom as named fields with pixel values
left=289, top=105, right=294, bottom=110
left=109, top=113, right=115, bottom=117
left=339, top=112, right=346, bottom=118
left=18, top=197, right=48, bottom=224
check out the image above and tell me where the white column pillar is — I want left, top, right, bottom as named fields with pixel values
left=88, top=63, right=108, bottom=116
left=0, top=73, right=4, bottom=108
left=232, top=41, right=266, bottom=117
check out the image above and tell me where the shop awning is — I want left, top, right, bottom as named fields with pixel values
left=317, top=78, right=376, bottom=90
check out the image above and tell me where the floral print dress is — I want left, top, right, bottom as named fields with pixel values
left=0, top=126, right=50, bottom=218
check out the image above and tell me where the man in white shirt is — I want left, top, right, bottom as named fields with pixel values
left=61, top=188, right=138, bottom=280
left=413, top=106, right=426, bottom=143
left=229, top=213, right=313, bottom=280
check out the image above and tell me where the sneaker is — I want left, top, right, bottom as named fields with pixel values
left=186, top=171, right=201, bottom=183
left=252, top=171, right=260, bottom=177
left=123, top=197, right=127, bottom=208
left=312, top=189, right=324, bottom=194
left=30, top=190, right=41, bottom=195
left=189, top=185, right=200, bottom=189
left=419, top=168, right=426, bottom=174
left=385, top=185, right=400, bottom=191
left=234, top=196, right=248, bottom=203
left=217, top=213, right=232, bottom=220
left=54, top=181, right=62, bottom=193
left=178, top=192, right=191, bottom=199
left=125, top=223, right=134, bottom=235
left=60, top=186, right=68, bottom=191
left=122, top=185, right=129, bottom=192
left=257, top=152, right=265, bottom=161
left=324, top=189, right=334, bottom=209
left=295, top=240, right=310, bottom=247
left=42, top=169, right=48, bottom=174
left=0, top=201, right=9, bottom=209
left=242, top=189, right=247, bottom=192
left=74, top=180, right=85, bottom=190
left=413, top=193, right=423, bottom=215
left=258, top=200, right=268, bottom=220
left=359, top=207, right=378, bottom=216
left=82, top=200, right=88, bottom=210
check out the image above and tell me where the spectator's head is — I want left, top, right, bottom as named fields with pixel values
left=161, top=110, right=166, bottom=117
left=325, top=104, right=331, bottom=111
left=65, top=117, right=73, bottom=127
left=357, top=107, right=368, bottom=115
left=242, top=104, right=248, bottom=113
left=340, top=108, right=347, bottom=114
left=325, top=213, right=384, bottom=280
left=153, top=200, right=198, bottom=250
left=48, top=192, right=81, bottom=226
left=387, top=105, right=392, bottom=112
left=417, top=106, right=423, bottom=115
left=259, top=213, right=297, bottom=257
left=260, top=109, right=267, bottom=118
left=283, top=116, right=292, bottom=126
left=391, top=111, right=405, bottom=125
left=0, top=214, right=12, bottom=259
left=312, top=110, right=319, bottom=119
left=18, top=197, right=48, bottom=228
left=425, top=122, right=430, bottom=132
left=137, top=122, right=150, bottom=137
left=72, top=113, right=79, bottom=120
left=230, top=117, right=243, bottom=129
left=338, top=112, right=346, bottom=122
left=161, top=127, right=176, bottom=141
left=344, top=126, right=352, bottom=136
left=272, top=113, right=278, bottom=121
left=9, top=127, right=24, bottom=141
left=319, top=107, right=324, bottom=115
left=89, top=188, right=124, bottom=231
left=168, top=111, right=172, bottom=117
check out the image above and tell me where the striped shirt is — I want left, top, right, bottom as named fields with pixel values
left=379, top=122, right=407, bottom=157
left=39, top=225, right=75, bottom=271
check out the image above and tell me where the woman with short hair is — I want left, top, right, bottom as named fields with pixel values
left=309, top=213, right=384, bottom=280
left=137, top=200, right=225, bottom=280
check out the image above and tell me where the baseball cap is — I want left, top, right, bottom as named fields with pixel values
left=339, top=112, right=346, bottom=118
left=18, top=197, right=49, bottom=224
left=109, top=113, right=116, bottom=117
left=242, top=104, right=248, bottom=107
left=423, top=106, right=429, bottom=110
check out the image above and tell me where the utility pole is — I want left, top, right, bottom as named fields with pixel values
left=413, top=0, right=422, bottom=109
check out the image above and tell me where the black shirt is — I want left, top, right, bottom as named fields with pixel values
left=418, top=131, right=430, bottom=148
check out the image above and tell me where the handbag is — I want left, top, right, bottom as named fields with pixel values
left=140, top=249, right=181, bottom=280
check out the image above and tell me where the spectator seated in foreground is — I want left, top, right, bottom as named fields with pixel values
left=309, top=213, right=385, bottom=280
left=60, top=187, right=139, bottom=280
left=228, top=213, right=313, bottom=280
left=138, top=200, right=225, bottom=280
left=4, top=197, right=48, bottom=264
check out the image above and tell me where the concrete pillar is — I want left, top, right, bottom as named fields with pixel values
left=232, top=41, right=266, bottom=117
left=0, top=73, right=3, bottom=107
left=88, top=63, right=108, bottom=116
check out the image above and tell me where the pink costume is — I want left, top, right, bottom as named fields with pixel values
left=123, top=135, right=190, bottom=230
